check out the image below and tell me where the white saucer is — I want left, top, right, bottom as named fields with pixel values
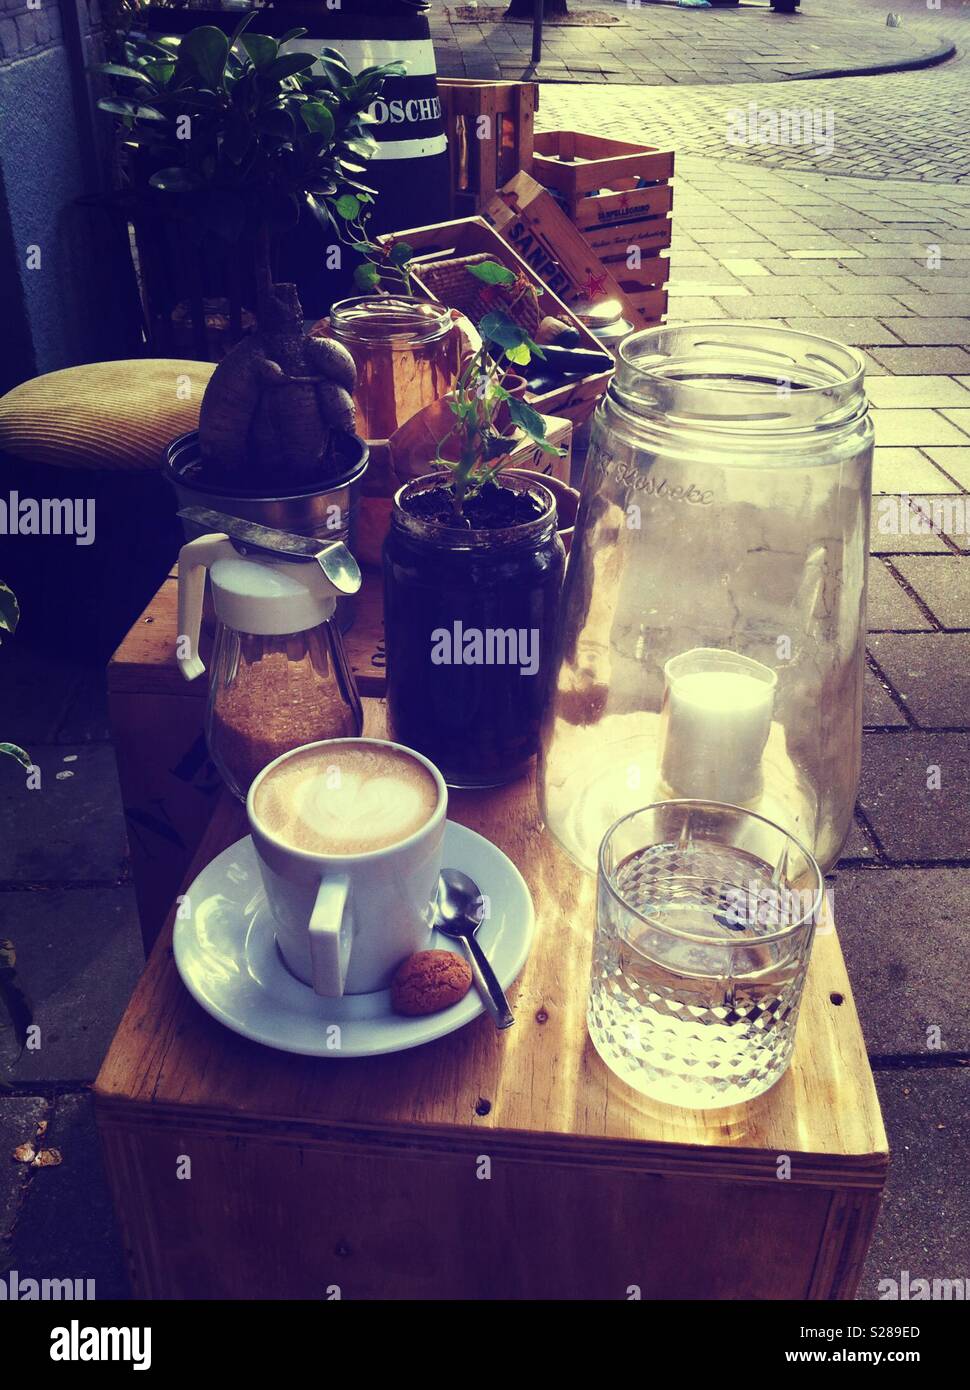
left=173, top=822, right=535, bottom=1058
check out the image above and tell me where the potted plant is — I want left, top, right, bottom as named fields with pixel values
left=383, top=263, right=568, bottom=787
left=96, top=18, right=404, bottom=536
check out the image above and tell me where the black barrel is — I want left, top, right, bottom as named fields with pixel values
left=145, top=3, right=451, bottom=312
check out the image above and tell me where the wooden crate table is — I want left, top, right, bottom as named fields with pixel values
left=95, top=700, right=887, bottom=1301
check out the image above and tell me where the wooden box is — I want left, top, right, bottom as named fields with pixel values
left=438, top=79, right=537, bottom=215
left=95, top=699, right=888, bottom=1301
left=486, top=172, right=668, bottom=330
left=533, top=130, right=675, bottom=207
left=379, top=216, right=613, bottom=428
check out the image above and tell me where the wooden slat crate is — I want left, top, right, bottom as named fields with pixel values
left=95, top=699, right=888, bottom=1301
left=438, top=79, right=538, bottom=215
left=379, top=216, right=613, bottom=427
left=533, top=130, right=675, bottom=205
left=486, top=172, right=667, bottom=330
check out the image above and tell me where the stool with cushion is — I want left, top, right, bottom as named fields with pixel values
left=0, top=359, right=216, bottom=658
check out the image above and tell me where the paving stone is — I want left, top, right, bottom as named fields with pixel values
left=841, top=815, right=881, bottom=862
left=782, top=317, right=903, bottom=346
left=858, top=731, right=970, bottom=861
left=833, top=868, right=970, bottom=1054
left=0, top=646, right=80, bottom=747
left=882, top=319, right=970, bottom=346
left=803, top=294, right=911, bottom=318
left=871, top=409, right=970, bottom=447
left=869, top=633, right=970, bottom=729
left=939, top=408, right=970, bottom=438
left=864, top=666, right=909, bottom=728
left=0, top=1095, right=47, bottom=1244
left=0, top=885, right=142, bottom=1084
left=866, top=376, right=970, bottom=409
left=897, top=295, right=970, bottom=317
left=0, top=744, right=128, bottom=883
left=892, top=556, right=970, bottom=630
left=921, top=447, right=970, bottom=490
left=858, top=1069, right=970, bottom=1301
left=872, top=449, right=963, bottom=495
left=3, top=1092, right=130, bottom=1296
left=866, top=560, right=934, bottom=632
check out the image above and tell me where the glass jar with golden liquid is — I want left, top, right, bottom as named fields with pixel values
left=329, top=296, right=461, bottom=441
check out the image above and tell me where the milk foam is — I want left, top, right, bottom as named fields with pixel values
left=254, top=745, right=438, bottom=855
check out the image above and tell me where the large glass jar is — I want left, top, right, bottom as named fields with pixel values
left=329, top=296, right=461, bottom=441
left=539, top=322, right=874, bottom=874
left=384, top=474, right=565, bottom=787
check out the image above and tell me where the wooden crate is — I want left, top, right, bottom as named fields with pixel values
left=95, top=698, right=888, bottom=1301
left=486, top=172, right=667, bottom=330
left=438, top=79, right=537, bottom=215
left=379, top=216, right=613, bottom=427
left=533, top=130, right=675, bottom=207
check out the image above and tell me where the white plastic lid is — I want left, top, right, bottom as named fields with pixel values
left=209, top=554, right=337, bottom=636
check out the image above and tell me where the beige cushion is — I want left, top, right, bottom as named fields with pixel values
left=0, top=359, right=216, bottom=470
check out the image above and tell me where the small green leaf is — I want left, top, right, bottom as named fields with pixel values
left=240, top=34, right=278, bottom=70
left=97, top=98, right=166, bottom=122
left=508, top=397, right=547, bottom=440
left=263, top=53, right=317, bottom=83
left=505, top=343, right=531, bottom=367
left=278, top=27, right=310, bottom=45
left=334, top=193, right=360, bottom=220
left=388, top=241, right=413, bottom=267
left=467, top=260, right=517, bottom=287
left=0, top=582, right=20, bottom=636
left=353, top=262, right=381, bottom=291
left=180, top=26, right=230, bottom=90
left=301, top=101, right=335, bottom=138
left=0, top=744, right=31, bottom=771
left=479, top=311, right=529, bottom=352
left=148, top=167, right=204, bottom=193
left=94, top=62, right=155, bottom=86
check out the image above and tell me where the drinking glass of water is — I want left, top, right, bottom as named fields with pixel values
left=588, top=800, right=823, bottom=1109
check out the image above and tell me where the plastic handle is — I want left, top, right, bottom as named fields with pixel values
left=176, top=534, right=235, bottom=681
left=308, top=874, right=352, bottom=997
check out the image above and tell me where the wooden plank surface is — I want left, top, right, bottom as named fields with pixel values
left=96, top=700, right=888, bottom=1184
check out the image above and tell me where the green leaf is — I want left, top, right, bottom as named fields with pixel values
left=263, top=53, right=317, bottom=83
left=388, top=240, right=413, bottom=267
left=505, top=343, right=531, bottom=367
left=301, top=101, right=335, bottom=139
left=0, top=744, right=31, bottom=771
left=180, top=26, right=230, bottom=90
left=334, top=193, right=361, bottom=220
left=97, top=98, right=166, bottom=122
left=0, top=582, right=20, bottom=635
left=278, top=28, right=310, bottom=45
left=353, top=262, right=381, bottom=291
left=240, top=34, right=279, bottom=70
left=467, top=260, right=517, bottom=287
left=148, top=167, right=204, bottom=193
left=479, top=311, right=529, bottom=352
left=94, top=62, right=155, bottom=86
left=508, top=397, right=548, bottom=442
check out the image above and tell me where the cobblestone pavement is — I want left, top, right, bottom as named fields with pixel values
left=539, top=0, right=970, bottom=181
left=432, top=0, right=953, bottom=87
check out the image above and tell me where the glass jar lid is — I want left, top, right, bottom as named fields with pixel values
left=611, top=321, right=868, bottom=435
left=329, top=295, right=453, bottom=348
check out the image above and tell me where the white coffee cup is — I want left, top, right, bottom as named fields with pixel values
left=246, top=738, right=447, bottom=996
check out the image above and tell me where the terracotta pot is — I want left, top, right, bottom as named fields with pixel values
left=505, top=469, right=581, bottom=554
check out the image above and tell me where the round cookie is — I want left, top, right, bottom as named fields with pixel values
left=391, top=950, right=473, bottom=1017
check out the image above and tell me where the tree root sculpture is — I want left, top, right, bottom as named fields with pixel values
left=198, top=280, right=358, bottom=492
